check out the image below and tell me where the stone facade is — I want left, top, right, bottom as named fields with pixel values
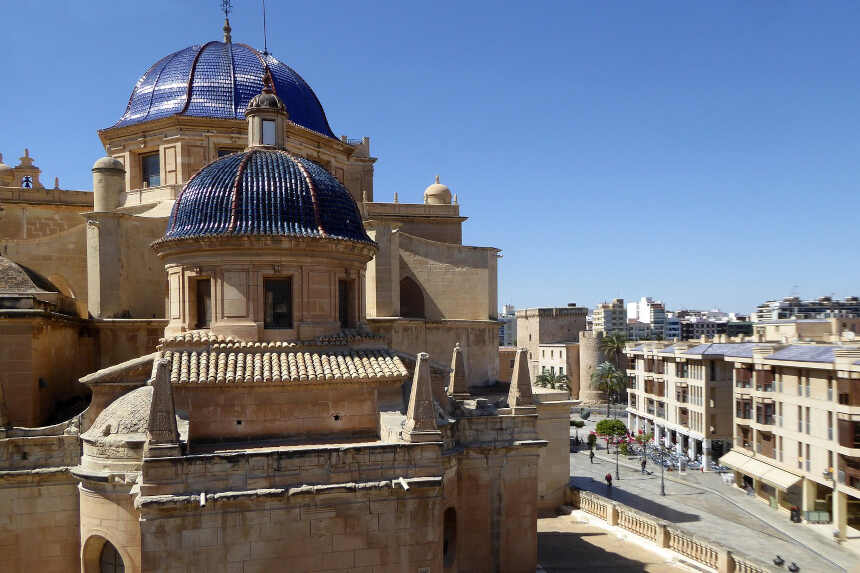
left=516, top=305, right=588, bottom=383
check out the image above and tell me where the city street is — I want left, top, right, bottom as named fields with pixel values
left=570, top=444, right=858, bottom=572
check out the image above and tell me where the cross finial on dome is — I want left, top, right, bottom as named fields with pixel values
left=222, top=0, right=232, bottom=43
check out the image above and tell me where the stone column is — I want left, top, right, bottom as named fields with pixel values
left=86, top=157, right=127, bottom=318
left=627, top=412, right=633, bottom=430
left=833, top=486, right=847, bottom=540
left=688, top=437, right=697, bottom=460
left=702, top=438, right=712, bottom=471
left=801, top=477, right=816, bottom=516
left=363, top=220, right=399, bottom=318
left=654, top=425, right=662, bottom=444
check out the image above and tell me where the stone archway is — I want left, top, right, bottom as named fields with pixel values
left=400, top=276, right=425, bottom=319
left=82, top=535, right=127, bottom=573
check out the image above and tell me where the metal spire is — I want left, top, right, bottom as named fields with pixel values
left=222, top=0, right=232, bottom=43
left=262, top=0, right=269, bottom=55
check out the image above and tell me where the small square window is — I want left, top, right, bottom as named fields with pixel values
left=264, top=278, right=293, bottom=329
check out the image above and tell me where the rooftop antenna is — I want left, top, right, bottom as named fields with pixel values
left=261, top=0, right=269, bottom=55
left=221, top=0, right=232, bottom=43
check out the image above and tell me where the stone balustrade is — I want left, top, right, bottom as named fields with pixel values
left=569, top=488, right=773, bottom=573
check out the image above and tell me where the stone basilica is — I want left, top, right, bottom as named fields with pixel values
left=0, top=16, right=571, bottom=573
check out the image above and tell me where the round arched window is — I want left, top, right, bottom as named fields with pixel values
left=99, top=541, right=125, bottom=573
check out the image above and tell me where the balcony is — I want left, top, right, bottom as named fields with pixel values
left=645, top=359, right=655, bottom=373
left=755, top=413, right=775, bottom=425
left=755, top=432, right=775, bottom=459
left=735, top=368, right=752, bottom=389
left=837, top=419, right=860, bottom=449
left=678, top=409, right=689, bottom=428
left=656, top=406, right=666, bottom=419
left=756, top=370, right=774, bottom=393
left=838, top=378, right=860, bottom=407
left=676, top=392, right=689, bottom=404
left=838, top=455, right=860, bottom=489
left=644, top=380, right=666, bottom=397
left=655, top=361, right=665, bottom=375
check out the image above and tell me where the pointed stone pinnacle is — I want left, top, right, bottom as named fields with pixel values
left=447, top=342, right=468, bottom=398
left=404, top=352, right=441, bottom=442
left=146, top=357, right=180, bottom=455
left=508, top=348, right=534, bottom=409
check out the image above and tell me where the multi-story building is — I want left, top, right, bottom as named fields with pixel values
left=754, top=296, right=860, bottom=322
left=626, top=340, right=740, bottom=470
left=593, top=298, right=627, bottom=335
left=538, top=343, right=579, bottom=381
left=499, top=303, right=517, bottom=346
left=680, top=317, right=722, bottom=340
left=517, top=304, right=588, bottom=379
left=626, top=320, right=654, bottom=341
left=753, top=317, right=860, bottom=343
left=664, top=316, right=682, bottom=340
left=722, top=343, right=860, bottom=538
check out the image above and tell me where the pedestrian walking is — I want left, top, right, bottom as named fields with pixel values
left=641, top=457, right=647, bottom=474
left=589, top=449, right=595, bottom=464
left=605, top=473, right=613, bottom=491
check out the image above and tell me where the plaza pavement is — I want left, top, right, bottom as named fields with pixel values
left=571, top=446, right=859, bottom=572
left=537, top=514, right=692, bottom=572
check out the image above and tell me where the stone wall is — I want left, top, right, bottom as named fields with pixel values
left=369, top=318, right=499, bottom=386
left=0, top=202, right=90, bottom=317
left=0, top=470, right=80, bottom=573
left=516, top=307, right=587, bottom=380
left=171, top=384, right=387, bottom=442
left=398, top=233, right=497, bottom=322
left=534, top=389, right=574, bottom=511
left=0, top=428, right=83, bottom=573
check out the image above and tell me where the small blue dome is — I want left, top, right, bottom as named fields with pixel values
left=163, top=149, right=370, bottom=243
left=113, top=42, right=335, bottom=138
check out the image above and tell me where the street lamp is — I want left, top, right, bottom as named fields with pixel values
left=650, top=441, right=666, bottom=496
left=615, top=438, right=621, bottom=481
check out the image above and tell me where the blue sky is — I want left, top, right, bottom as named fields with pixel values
left=2, top=1, right=858, bottom=314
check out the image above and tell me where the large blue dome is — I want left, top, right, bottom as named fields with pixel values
left=113, top=42, right=336, bottom=138
left=162, top=149, right=370, bottom=243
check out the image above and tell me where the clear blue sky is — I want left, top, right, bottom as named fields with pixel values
left=2, top=1, right=858, bottom=315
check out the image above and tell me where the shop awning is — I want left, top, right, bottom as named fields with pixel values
left=719, top=450, right=801, bottom=490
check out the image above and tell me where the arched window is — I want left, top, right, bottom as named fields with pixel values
left=400, top=276, right=425, bottom=319
left=443, top=507, right=457, bottom=568
left=99, top=541, right=125, bottom=573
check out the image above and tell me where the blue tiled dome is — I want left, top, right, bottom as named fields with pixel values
left=113, top=42, right=335, bottom=138
left=163, top=149, right=371, bottom=243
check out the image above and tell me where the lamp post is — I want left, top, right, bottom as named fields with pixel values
left=615, top=438, right=621, bottom=481
left=654, top=442, right=666, bottom=496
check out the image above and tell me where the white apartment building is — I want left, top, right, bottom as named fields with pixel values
left=538, top=343, right=578, bottom=380
left=626, top=340, right=739, bottom=470
left=593, top=298, right=627, bottom=335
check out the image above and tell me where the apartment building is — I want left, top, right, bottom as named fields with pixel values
left=499, top=304, right=517, bottom=346
left=593, top=298, right=627, bottom=335
left=538, top=342, right=579, bottom=380
left=625, top=340, right=741, bottom=469
left=754, top=296, right=860, bottom=322
left=723, top=344, right=860, bottom=537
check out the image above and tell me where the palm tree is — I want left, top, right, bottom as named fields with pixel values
left=591, top=361, right=626, bottom=417
left=535, top=369, right=571, bottom=393
left=600, top=333, right=628, bottom=371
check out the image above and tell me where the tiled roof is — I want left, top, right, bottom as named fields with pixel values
left=159, top=328, right=384, bottom=350
left=766, top=345, right=838, bottom=363
left=684, top=343, right=756, bottom=358
left=113, top=42, right=335, bottom=138
left=162, top=149, right=371, bottom=243
left=160, top=345, right=408, bottom=385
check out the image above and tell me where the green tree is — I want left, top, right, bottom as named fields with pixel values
left=600, top=333, right=628, bottom=370
left=595, top=418, right=627, bottom=438
left=590, top=361, right=626, bottom=416
left=535, top=370, right=570, bottom=392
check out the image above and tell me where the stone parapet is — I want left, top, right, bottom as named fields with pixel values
left=571, top=488, right=774, bottom=573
